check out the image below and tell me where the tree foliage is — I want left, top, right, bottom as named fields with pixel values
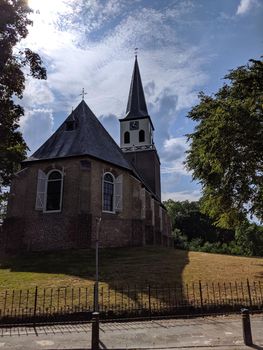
left=164, top=199, right=263, bottom=257
left=164, top=199, right=234, bottom=243
left=186, top=59, right=263, bottom=228
left=235, top=222, right=263, bottom=257
left=0, top=0, right=46, bottom=188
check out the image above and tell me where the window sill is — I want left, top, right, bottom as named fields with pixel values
left=102, top=210, right=116, bottom=214
left=43, top=210, right=62, bottom=214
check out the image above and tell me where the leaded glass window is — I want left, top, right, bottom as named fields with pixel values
left=46, top=170, right=63, bottom=211
left=103, top=173, right=114, bottom=212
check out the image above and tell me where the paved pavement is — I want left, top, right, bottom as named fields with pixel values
left=0, top=314, right=262, bottom=349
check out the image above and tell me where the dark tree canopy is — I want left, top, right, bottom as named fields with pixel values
left=164, top=199, right=234, bottom=243
left=0, top=0, right=46, bottom=188
left=186, top=59, right=263, bottom=228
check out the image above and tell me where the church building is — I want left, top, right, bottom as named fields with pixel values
left=2, top=57, right=172, bottom=253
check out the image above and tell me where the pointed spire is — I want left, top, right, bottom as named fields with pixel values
left=125, top=56, right=149, bottom=119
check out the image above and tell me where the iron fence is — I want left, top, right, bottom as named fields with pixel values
left=0, top=279, right=262, bottom=325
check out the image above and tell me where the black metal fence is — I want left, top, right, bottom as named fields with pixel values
left=0, top=279, right=262, bottom=325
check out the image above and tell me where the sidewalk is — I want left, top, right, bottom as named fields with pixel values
left=0, top=314, right=262, bottom=349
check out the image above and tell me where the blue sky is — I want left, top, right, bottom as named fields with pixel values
left=20, top=0, right=263, bottom=202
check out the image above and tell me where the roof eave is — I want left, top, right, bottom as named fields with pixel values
left=22, top=153, right=132, bottom=171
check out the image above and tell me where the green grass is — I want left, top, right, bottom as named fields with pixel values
left=0, top=247, right=262, bottom=314
left=0, top=247, right=262, bottom=291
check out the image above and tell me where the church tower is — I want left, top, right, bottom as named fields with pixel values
left=120, top=56, right=161, bottom=199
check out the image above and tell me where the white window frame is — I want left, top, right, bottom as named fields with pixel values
left=43, top=169, right=64, bottom=213
left=115, top=174, right=123, bottom=212
left=35, top=169, right=47, bottom=211
left=102, top=172, right=115, bottom=214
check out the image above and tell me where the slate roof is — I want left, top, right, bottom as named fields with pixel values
left=122, top=57, right=152, bottom=123
left=24, top=100, right=132, bottom=170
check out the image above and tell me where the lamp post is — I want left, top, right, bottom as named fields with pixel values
left=91, top=217, right=101, bottom=350
left=94, top=217, right=101, bottom=312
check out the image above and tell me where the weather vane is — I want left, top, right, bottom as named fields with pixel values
left=134, top=47, right=138, bottom=57
left=80, top=88, right=87, bottom=100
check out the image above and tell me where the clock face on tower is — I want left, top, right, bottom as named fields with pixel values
left=129, top=121, right=139, bottom=130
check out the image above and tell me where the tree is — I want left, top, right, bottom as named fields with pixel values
left=186, top=58, right=263, bottom=228
left=164, top=199, right=234, bottom=243
left=235, top=222, right=263, bottom=256
left=0, top=0, right=46, bottom=190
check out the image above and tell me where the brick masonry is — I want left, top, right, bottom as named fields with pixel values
left=2, top=156, right=172, bottom=253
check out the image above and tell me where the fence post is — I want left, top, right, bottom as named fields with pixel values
left=247, top=279, right=252, bottom=309
left=148, top=285, right=151, bottom=319
left=33, top=286, right=38, bottom=324
left=241, top=308, right=253, bottom=346
left=199, top=280, right=203, bottom=310
left=3, top=290, right=7, bottom=316
left=91, top=311, right=100, bottom=350
left=93, top=283, right=96, bottom=312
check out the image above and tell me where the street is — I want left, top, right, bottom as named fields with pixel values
left=0, top=314, right=262, bottom=349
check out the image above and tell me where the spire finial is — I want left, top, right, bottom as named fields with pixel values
left=134, top=47, right=138, bottom=58
left=80, top=88, right=87, bottom=100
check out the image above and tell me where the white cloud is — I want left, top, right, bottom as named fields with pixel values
left=99, top=113, right=119, bottom=144
left=65, top=0, right=125, bottom=37
left=22, top=79, right=55, bottom=107
left=162, top=190, right=201, bottom=202
left=20, top=109, right=54, bottom=153
left=161, top=137, right=189, bottom=175
left=162, top=137, right=187, bottom=161
left=22, top=0, right=207, bottom=116
left=161, top=163, right=188, bottom=176
left=20, top=0, right=208, bottom=168
left=236, top=0, right=258, bottom=15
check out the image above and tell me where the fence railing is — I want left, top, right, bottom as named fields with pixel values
left=0, top=279, right=262, bottom=325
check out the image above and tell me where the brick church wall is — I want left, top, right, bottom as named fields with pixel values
left=5, top=157, right=93, bottom=252
left=88, top=160, right=145, bottom=247
left=4, top=156, right=172, bottom=253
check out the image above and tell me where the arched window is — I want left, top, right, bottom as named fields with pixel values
left=124, top=131, right=130, bottom=144
left=103, top=173, right=114, bottom=212
left=139, top=129, right=145, bottom=142
left=45, top=170, right=63, bottom=212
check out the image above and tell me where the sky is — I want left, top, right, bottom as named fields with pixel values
left=20, top=0, right=263, bottom=202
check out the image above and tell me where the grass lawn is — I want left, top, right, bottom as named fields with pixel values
left=0, top=247, right=262, bottom=291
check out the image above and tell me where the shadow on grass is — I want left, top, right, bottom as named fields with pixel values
left=0, top=246, right=190, bottom=313
left=0, top=247, right=189, bottom=284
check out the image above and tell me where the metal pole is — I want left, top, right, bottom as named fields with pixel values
left=33, top=286, right=38, bottom=326
left=94, top=217, right=101, bottom=313
left=91, top=218, right=101, bottom=350
left=91, top=311, right=100, bottom=350
left=241, top=308, right=253, bottom=346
